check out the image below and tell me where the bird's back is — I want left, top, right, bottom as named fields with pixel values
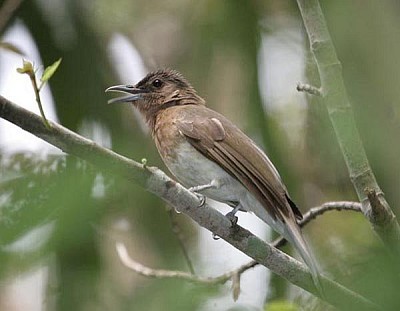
left=153, top=104, right=302, bottom=222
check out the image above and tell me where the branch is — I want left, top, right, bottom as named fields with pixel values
left=296, top=0, right=400, bottom=256
left=116, top=242, right=252, bottom=285
left=116, top=241, right=256, bottom=301
left=0, top=0, right=24, bottom=33
left=0, top=96, right=378, bottom=310
left=167, top=207, right=195, bottom=274
left=116, top=242, right=209, bottom=282
left=274, top=201, right=361, bottom=248
left=117, top=201, right=362, bottom=299
left=296, top=82, right=322, bottom=96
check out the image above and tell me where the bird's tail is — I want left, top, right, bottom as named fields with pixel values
left=282, top=216, right=324, bottom=296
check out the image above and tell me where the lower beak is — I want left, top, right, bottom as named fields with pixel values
left=105, top=85, right=145, bottom=104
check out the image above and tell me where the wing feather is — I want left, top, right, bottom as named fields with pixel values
left=176, top=115, right=302, bottom=221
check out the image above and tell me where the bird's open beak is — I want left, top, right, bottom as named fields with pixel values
left=105, top=85, right=146, bottom=104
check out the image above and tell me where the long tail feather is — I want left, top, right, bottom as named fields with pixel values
left=282, top=216, right=324, bottom=296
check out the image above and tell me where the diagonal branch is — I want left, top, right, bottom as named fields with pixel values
left=0, top=95, right=378, bottom=310
left=116, top=201, right=362, bottom=301
left=0, top=0, right=24, bottom=34
left=296, top=0, right=400, bottom=256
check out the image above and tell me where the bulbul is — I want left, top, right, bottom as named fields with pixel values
left=106, top=69, right=321, bottom=289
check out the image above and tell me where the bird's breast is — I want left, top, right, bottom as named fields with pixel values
left=154, top=121, right=225, bottom=188
left=153, top=110, right=244, bottom=202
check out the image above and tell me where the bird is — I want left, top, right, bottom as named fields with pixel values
left=106, top=69, right=322, bottom=291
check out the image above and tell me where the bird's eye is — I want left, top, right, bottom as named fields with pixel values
left=152, top=79, right=162, bottom=88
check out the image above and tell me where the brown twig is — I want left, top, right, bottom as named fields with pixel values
left=166, top=207, right=195, bottom=274
left=116, top=242, right=257, bottom=289
left=0, top=0, right=24, bottom=33
left=296, top=82, right=322, bottom=96
left=273, top=201, right=361, bottom=248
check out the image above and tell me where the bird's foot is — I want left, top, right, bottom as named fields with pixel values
left=187, top=188, right=206, bottom=207
left=212, top=233, right=220, bottom=240
left=225, top=203, right=241, bottom=226
left=225, top=211, right=238, bottom=225
left=188, top=180, right=221, bottom=207
left=194, top=192, right=206, bottom=207
left=188, top=179, right=220, bottom=193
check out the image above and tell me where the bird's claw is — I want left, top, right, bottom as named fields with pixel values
left=212, top=233, right=220, bottom=240
left=196, top=193, right=206, bottom=207
left=188, top=189, right=206, bottom=207
left=225, top=211, right=238, bottom=225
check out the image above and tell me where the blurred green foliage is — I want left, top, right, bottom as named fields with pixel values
left=264, top=300, right=298, bottom=311
left=1, top=0, right=400, bottom=310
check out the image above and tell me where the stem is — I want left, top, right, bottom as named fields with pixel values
left=28, top=72, right=51, bottom=129
left=167, top=208, right=195, bottom=274
left=296, top=0, right=400, bottom=256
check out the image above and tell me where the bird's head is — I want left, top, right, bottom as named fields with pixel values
left=106, top=69, right=205, bottom=122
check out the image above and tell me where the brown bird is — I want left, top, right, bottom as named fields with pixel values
left=106, top=69, right=321, bottom=289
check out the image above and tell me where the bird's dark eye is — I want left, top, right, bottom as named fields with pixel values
left=152, top=79, right=162, bottom=88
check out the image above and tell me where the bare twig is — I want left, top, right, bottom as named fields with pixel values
left=365, top=189, right=387, bottom=225
left=117, top=201, right=361, bottom=300
left=296, top=0, right=400, bottom=256
left=301, top=201, right=361, bottom=225
left=0, top=0, right=24, bottom=33
left=0, top=96, right=378, bottom=310
left=167, top=207, right=195, bottom=274
left=116, top=242, right=256, bottom=286
left=231, top=271, right=241, bottom=301
left=116, top=242, right=208, bottom=282
left=296, top=82, right=322, bottom=96
left=274, top=201, right=361, bottom=248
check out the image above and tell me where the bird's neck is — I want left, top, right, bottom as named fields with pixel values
left=141, top=94, right=205, bottom=133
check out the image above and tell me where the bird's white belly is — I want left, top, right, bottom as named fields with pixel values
left=163, top=141, right=283, bottom=233
left=163, top=141, right=245, bottom=203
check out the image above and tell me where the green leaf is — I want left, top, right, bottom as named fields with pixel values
left=16, top=59, right=34, bottom=74
left=40, top=58, right=62, bottom=83
left=0, top=42, right=25, bottom=56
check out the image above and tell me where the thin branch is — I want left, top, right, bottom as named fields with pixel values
left=296, top=82, right=322, bottom=96
left=0, top=96, right=378, bottom=310
left=296, top=0, right=400, bottom=256
left=166, top=207, right=195, bottom=274
left=117, top=201, right=362, bottom=298
left=116, top=242, right=255, bottom=285
left=0, top=0, right=23, bottom=33
left=116, top=242, right=209, bottom=283
left=273, top=201, right=361, bottom=248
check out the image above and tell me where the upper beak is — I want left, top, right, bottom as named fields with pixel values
left=105, top=85, right=145, bottom=104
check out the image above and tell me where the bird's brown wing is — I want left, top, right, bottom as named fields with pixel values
left=175, top=112, right=302, bottom=221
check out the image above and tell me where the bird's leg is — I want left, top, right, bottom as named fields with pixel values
left=225, top=202, right=241, bottom=225
left=193, top=192, right=206, bottom=207
left=188, top=179, right=221, bottom=207
left=188, top=179, right=220, bottom=192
